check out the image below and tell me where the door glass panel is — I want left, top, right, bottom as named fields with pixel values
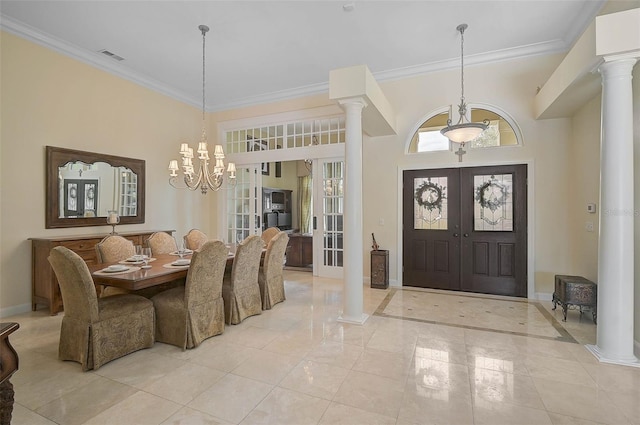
left=323, top=161, right=343, bottom=267
left=474, top=174, right=513, bottom=231
left=414, top=177, right=448, bottom=230
left=227, top=167, right=260, bottom=244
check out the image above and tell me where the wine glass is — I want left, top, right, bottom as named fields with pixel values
left=135, top=245, right=143, bottom=261
left=141, top=248, right=152, bottom=269
left=177, top=241, right=186, bottom=259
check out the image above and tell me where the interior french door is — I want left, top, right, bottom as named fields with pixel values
left=403, top=164, right=527, bottom=297
left=313, top=158, right=344, bottom=278
left=226, top=165, right=262, bottom=244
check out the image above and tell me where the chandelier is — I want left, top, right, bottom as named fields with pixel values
left=303, top=135, right=319, bottom=171
left=168, top=25, right=236, bottom=194
left=440, top=23, right=488, bottom=162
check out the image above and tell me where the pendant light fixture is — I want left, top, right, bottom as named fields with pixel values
left=168, top=25, right=236, bottom=194
left=440, top=24, right=488, bottom=161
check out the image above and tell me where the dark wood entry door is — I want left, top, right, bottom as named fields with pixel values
left=403, top=164, right=527, bottom=297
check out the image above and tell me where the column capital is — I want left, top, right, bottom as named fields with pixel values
left=599, top=56, right=638, bottom=78
left=601, top=53, right=639, bottom=64
left=338, top=97, right=368, bottom=110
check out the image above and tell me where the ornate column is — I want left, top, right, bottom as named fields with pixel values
left=586, top=56, right=639, bottom=367
left=338, top=97, right=369, bottom=324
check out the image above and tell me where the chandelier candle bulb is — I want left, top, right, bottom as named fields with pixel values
left=168, top=160, right=178, bottom=176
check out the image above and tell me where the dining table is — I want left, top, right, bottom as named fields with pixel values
left=90, top=243, right=266, bottom=294
left=90, top=251, right=234, bottom=292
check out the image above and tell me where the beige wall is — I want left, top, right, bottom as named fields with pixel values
left=363, top=53, right=573, bottom=296
left=0, top=32, right=213, bottom=314
left=2, top=28, right=638, bottom=343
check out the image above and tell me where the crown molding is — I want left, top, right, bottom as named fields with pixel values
left=208, top=81, right=330, bottom=112
left=1, top=12, right=582, bottom=112
left=374, top=38, right=569, bottom=83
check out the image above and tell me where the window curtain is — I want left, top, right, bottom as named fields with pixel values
left=298, top=175, right=312, bottom=234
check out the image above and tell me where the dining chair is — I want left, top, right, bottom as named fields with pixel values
left=151, top=240, right=227, bottom=349
left=94, top=235, right=135, bottom=297
left=147, top=232, right=178, bottom=255
left=222, top=235, right=263, bottom=324
left=258, top=231, right=289, bottom=310
left=184, top=228, right=208, bottom=251
left=48, top=246, right=155, bottom=371
left=260, top=227, right=280, bottom=246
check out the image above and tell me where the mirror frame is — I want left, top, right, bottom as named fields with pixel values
left=46, top=146, right=146, bottom=229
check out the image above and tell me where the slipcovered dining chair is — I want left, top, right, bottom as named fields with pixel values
left=95, top=235, right=135, bottom=263
left=258, top=231, right=289, bottom=310
left=147, top=232, right=178, bottom=255
left=48, top=246, right=155, bottom=371
left=151, top=240, right=227, bottom=349
left=260, top=227, right=280, bottom=246
left=95, top=235, right=134, bottom=297
left=184, top=229, right=208, bottom=251
left=222, top=235, right=263, bottom=324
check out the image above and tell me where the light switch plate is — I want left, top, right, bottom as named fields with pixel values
left=587, top=203, right=597, bottom=213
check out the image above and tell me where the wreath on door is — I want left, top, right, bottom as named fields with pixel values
left=475, top=176, right=509, bottom=212
left=415, top=179, right=446, bottom=212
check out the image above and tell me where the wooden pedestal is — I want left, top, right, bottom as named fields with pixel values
left=371, top=250, right=389, bottom=289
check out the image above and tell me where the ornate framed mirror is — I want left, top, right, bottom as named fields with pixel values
left=46, top=146, right=146, bottom=228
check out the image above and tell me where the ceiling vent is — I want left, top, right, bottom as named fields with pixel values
left=98, top=49, right=125, bottom=61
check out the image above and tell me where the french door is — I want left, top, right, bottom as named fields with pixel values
left=313, top=158, right=344, bottom=279
left=403, top=164, right=527, bottom=297
left=225, top=165, right=262, bottom=243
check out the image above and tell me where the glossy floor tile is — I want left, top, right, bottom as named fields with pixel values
left=5, top=270, right=638, bottom=424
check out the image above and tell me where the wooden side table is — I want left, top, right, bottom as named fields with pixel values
left=552, top=275, right=597, bottom=323
left=371, top=250, right=389, bottom=289
left=0, top=323, right=19, bottom=425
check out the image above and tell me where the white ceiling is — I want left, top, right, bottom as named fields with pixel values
left=1, top=1, right=606, bottom=111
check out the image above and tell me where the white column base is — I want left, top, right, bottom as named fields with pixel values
left=338, top=313, right=369, bottom=325
left=585, top=344, right=640, bottom=368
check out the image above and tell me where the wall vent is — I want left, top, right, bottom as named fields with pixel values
left=98, top=49, right=125, bottom=61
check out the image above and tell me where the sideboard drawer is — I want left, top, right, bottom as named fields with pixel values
left=60, top=238, right=102, bottom=253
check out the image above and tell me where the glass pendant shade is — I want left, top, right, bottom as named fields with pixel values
left=441, top=122, right=486, bottom=144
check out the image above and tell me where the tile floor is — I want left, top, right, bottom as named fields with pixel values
left=5, top=271, right=640, bottom=425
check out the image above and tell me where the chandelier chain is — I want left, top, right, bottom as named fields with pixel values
left=459, top=24, right=465, bottom=105
left=201, top=26, right=206, bottom=123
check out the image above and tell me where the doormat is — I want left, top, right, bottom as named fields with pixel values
left=374, top=288, right=577, bottom=343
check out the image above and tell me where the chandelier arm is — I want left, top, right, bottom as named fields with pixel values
left=169, top=176, right=199, bottom=191
left=203, top=169, right=223, bottom=191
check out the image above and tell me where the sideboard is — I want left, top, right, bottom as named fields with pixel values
left=29, top=230, right=174, bottom=314
left=286, top=234, right=313, bottom=268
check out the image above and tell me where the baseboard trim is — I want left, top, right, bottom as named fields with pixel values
left=0, top=303, right=32, bottom=319
left=535, top=292, right=553, bottom=301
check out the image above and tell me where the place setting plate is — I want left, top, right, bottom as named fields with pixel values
left=119, top=256, right=156, bottom=265
left=163, top=259, right=191, bottom=269
left=170, top=250, right=193, bottom=256
left=95, top=264, right=140, bottom=275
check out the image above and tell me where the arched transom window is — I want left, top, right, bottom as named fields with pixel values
left=407, top=105, right=522, bottom=154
